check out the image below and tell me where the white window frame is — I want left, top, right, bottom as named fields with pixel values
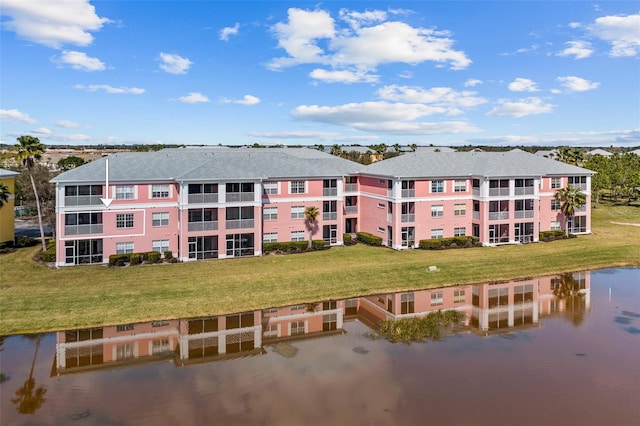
left=430, top=292, right=444, bottom=306
left=551, top=221, right=561, bottom=231
left=152, top=212, right=169, bottom=227
left=289, top=180, right=306, bottom=194
left=454, top=203, right=466, bottom=216
left=263, top=207, right=278, bottom=221
left=151, top=184, right=170, bottom=199
left=152, top=240, right=170, bottom=253
left=291, top=230, right=305, bottom=242
left=431, top=205, right=444, bottom=218
left=551, top=177, right=561, bottom=189
left=291, top=206, right=305, bottom=219
left=115, top=185, right=135, bottom=200
left=454, top=227, right=466, bottom=237
left=431, top=229, right=443, bottom=239
left=431, top=180, right=444, bottom=193
left=263, top=232, right=278, bottom=243
left=116, top=213, right=134, bottom=228
left=454, top=180, right=467, bottom=192
left=551, top=199, right=561, bottom=211
left=263, top=182, right=279, bottom=195
left=116, top=242, right=134, bottom=254
left=454, top=289, right=465, bottom=303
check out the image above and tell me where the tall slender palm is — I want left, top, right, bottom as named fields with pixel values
left=12, top=334, right=47, bottom=414
left=0, top=183, right=10, bottom=208
left=555, top=185, right=587, bottom=237
left=14, top=136, right=47, bottom=251
left=304, top=206, right=320, bottom=249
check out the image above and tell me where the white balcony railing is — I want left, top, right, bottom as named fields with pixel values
left=345, top=183, right=357, bottom=192
left=323, top=212, right=338, bottom=220
left=401, top=189, right=415, bottom=198
left=323, top=188, right=338, bottom=196
left=65, top=195, right=102, bottom=206
left=401, top=214, right=415, bottom=223
left=65, top=224, right=103, bottom=235
left=188, top=221, right=218, bottom=232
left=225, top=193, right=254, bottom=203
left=489, top=212, right=510, bottom=221
left=473, top=211, right=480, bottom=220
left=489, top=188, right=510, bottom=196
left=514, top=210, right=534, bottom=219
left=514, top=187, right=534, bottom=196
left=387, top=213, right=393, bottom=222
left=188, top=193, right=218, bottom=204
left=225, top=219, right=255, bottom=229
left=345, top=206, right=357, bottom=214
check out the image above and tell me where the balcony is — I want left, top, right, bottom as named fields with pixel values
left=225, top=192, right=254, bottom=203
left=489, top=212, right=510, bottom=221
left=323, top=212, right=337, bottom=221
left=489, top=188, right=510, bottom=197
left=226, top=219, right=255, bottom=229
left=473, top=188, right=480, bottom=196
left=387, top=213, right=393, bottom=222
left=514, top=187, right=534, bottom=196
left=323, top=188, right=338, bottom=196
left=345, top=183, right=357, bottom=192
left=473, top=211, right=480, bottom=220
left=401, top=189, right=415, bottom=198
left=188, top=221, right=218, bottom=232
left=514, top=210, right=534, bottom=219
left=65, top=195, right=102, bottom=206
left=345, top=206, right=358, bottom=215
left=188, top=193, right=218, bottom=204
left=387, top=189, right=394, bottom=198
left=401, top=214, right=415, bottom=223
left=65, top=224, right=103, bottom=235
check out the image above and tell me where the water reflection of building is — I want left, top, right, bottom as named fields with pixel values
left=51, top=272, right=590, bottom=375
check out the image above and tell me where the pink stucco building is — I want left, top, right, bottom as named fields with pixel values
left=51, top=147, right=593, bottom=266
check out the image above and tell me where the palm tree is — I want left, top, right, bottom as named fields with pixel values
left=0, top=183, right=10, bottom=208
left=304, top=206, right=320, bottom=249
left=555, top=185, right=587, bottom=237
left=12, top=334, right=47, bottom=414
left=14, top=136, right=47, bottom=251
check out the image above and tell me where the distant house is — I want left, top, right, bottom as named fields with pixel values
left=0, top=168, right=20, bottom=245
left=535, top=149, right=559, bottom=159
left=587, top=149, right=613, bottom=157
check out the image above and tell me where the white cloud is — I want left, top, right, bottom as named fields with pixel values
left=398, top=70, right=413, bottom=79
left=74, top=84, right=145, bottom=94
left=556, top=76, right=600, bottom=92
left=500, top=44, right=540, bottom=56
left=268, top=7, right=471, bottom=74
left=377, top=85, right=487, bottom=114
left=1, top=0, right=110, bottom=48
left=588, top=13, right=640, bottom=57
left=557, top=41, right=593, bottom=59
left=55, top=120, right=81, bottom=128
left=469, top=129, right=640, bottom=147
left=310, top=68, right=379, bottom=84
left=54, top=50, right=106, bottom=71
left=486, top=97, right=555, bottom=118
left=568, top=22, right=582, bottom=29
left=30, top=127, right=51, bottom=136
left=219, top=95, right=260, bottom=105
left=178, top=92, right=210, bottom=103
left=508, top=78, right=539, bottom=92
left=0, top=109, right=36, bottom=123
left=247, top=130, right=378, bottom=143
left=220, top=23, right=240, bottom=41
left=158, top=53, right=192, bottom=74
left=464, top=79, right=483, bottom=87
left=291, top=101, right=481, bottom=135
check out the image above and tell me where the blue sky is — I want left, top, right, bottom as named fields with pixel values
left=1, top=1, right=639, bottom=148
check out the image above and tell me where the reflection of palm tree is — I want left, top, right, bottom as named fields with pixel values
left=12, top=334, right=47, bottom=414
left=0, top=183, right=10, bottom=208
left=552, top=274, right=587, bottom=326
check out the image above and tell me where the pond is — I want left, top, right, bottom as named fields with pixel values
left=1, top=267, right=639, bottom=426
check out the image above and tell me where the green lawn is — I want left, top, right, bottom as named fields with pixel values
left=1, top=203, right=638, bottom=335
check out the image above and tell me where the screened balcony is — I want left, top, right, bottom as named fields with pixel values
left=188, top=208, right=218, bottom=232
left=225, top=183, right=254, bottom=202
left=489, top=179, right=510, bottom=196
left=514, top=179, right=535, bottom=196
left=64, top=212, right=103, bottom=235
left=489, top=200, right=509, bottom=221
left=64, top=185, right=103, bottom=206
left=323, top=179, right=337, bottom=196
left=188, top=184, right=218, bottom=204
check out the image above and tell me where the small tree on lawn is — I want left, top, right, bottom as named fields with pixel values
left=304, top=206, right=320, bottom=249
left=555, top=185, right=587, bottom=237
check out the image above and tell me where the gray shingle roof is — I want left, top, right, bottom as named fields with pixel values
left=51, top=147, right=365, bottom=183
left=0, top=168, right=20, bottom=178
left=362, top=149, right=594, bottom=178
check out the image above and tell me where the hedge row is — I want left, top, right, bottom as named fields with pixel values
left=356, top=232, right=383, bottom=246
left=263, top=240, right=326, bottom=254
left=109, top=250, right=166, bottom=267
left=418, top=236, right=481, bottom=250
left=539, top=230, right=569, bottom=242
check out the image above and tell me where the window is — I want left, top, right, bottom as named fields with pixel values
left=377, top=227, right=385, bottom=233
left=116, top=242, right=134, bottom=254
left=431, top=205, right=444, bottom=217
left=152, top=240, right=169, bottom=253
left=377, top=203, right=385, bottom=209
left=263, top=207, right=278, bottom=221
left=263, top=182, right=278, bottom=195
left=551, top=177, right=561, bottom=189
left=431, top=292, right=443, bottom=306
left=115, top=185, right=135, bottom=200
left=431, top=180, right=444, bottom=193
left=431, top=229, right=443, bottom=239
left=291, top=230, right=305, bottom=241
left=290, top=321, right=305, bottom=336
left=454, top=289, right=466, bottom=303
left=152, top=212, right=169, bottom=227
left=290, top=180, right=305, bottom=194
left=291, top=206, right=305, bottom=219
left=263, top=324, right=279, bottom=338
left=263, top=232, right=278, bottom=243
left=454, top=180, right=467, bottom=192
left=551, top=199, right=561, bottom=210
left=116, top=213, right=134, bottom=228
left=401, top=293, right=415, bottom=314
left=454, top=203, right=466, bottom=216
left=151, top=184, right=170, bottom=198
left=454, top=227, right=466, bottom=237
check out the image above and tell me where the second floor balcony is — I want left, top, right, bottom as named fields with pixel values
left=225, top=192, right=254, bottom=203
left=65, top=195, right=102, bottom=206
left=489, top=212, right=510, bottom=221
left=344, top=206, right=357, bottom=215
left=323, top=212, right=337, bottom=221
left=401, top=214, right=415, bottom=223
left=514, top=210, right=534, bottom=219
left=188, top=193, right=218, bottom=204
left=65, top=224, right=103, bottom=235
left=188, top=221, right=218, bottom=232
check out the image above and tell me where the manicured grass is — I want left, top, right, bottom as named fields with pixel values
left=1, top=203, right=638, bottom=335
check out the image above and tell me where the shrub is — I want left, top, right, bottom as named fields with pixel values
left=164, top=250, right=173, bottom=259
left=356, top=232, right=383, bottom=246
left=130, top=253, right=142, bottom=265
left=312, top=240, right=326, bottom=250
left=419, top=236, right=480, bottom=250
left=419, top=239, right=442, bottom=250
left=539, top=230, right=567, bottom=242
left=41, top=241, right=56, bottom=262
left=109, top=254, right=130, bottom=266
left=147, top=251, right=162, bottom=263
left=343, top=233, right=353, bottom=245
left=15, top=236, right=39, bottom=248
